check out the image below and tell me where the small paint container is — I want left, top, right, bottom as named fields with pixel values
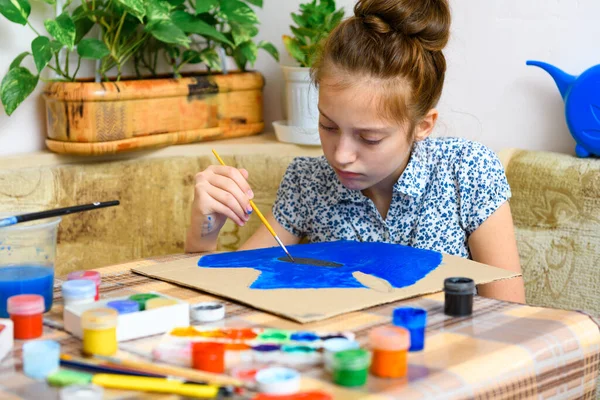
left=322, top=338, right=360, bottom=372
left=81, top=308, right=118, bottom=356
left=62, top=280, right=96, bottom=307
left=191, top=302, right=225, bottom=322
left=7, top=294, right=44, bottom=340
left=145, top=297, right=179, bottom=310
left=444, top=277, right=475, bottom=317
left=0, top=319, right=14, bottom=361
left=281, top=345, right=320, bottom=366
left=331, top=349, right=371, bottom=387
left=60, top=384, right=104, bottom=400
left=192, top=342, right=225, bottom=373
left=255, top=367, right=301, bottom=395
left=369, top=326, right=410, bottom=378
left=290, top=331, right=320, bottom=342
left=225, top=328, right=257, bottom=340
left=258, top=329, right=290, bottom=343
left=252, top=344, right=281, bottom=363
left=67, top=271, right=101, bottom=301
left=106, top=299, right=139, bottom=314
left=128, top=293, right=160, bottom=311
left=392, top=307, right=427, bottom=351
left=22, top=339, right=60, bottom=379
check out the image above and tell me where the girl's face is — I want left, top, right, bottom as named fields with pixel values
left=318, top=75, right=436, bottom=195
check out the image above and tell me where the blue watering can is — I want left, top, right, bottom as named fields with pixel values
left=527, top=60, right=600, bottom=158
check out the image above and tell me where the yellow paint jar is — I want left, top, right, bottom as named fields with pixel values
left=81, top=308, right=118, bottom=356
left=145, top=297, right=179, bottom=310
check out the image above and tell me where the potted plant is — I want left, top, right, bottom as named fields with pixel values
left=273, top=0, right=344, bottom=146
left=0, top=0, right=279, bottom=155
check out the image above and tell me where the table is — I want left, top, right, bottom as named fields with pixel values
left=1, top=253, right=599, bottom=399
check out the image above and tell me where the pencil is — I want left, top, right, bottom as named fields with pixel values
left=0, top=201, right=120, bottom=228
left=211, top=149, right=295, bottom=262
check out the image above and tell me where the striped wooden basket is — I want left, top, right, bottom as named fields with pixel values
left=43, top=71, right=265, bottom=155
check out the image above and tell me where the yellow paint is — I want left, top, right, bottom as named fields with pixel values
left=83, top=327, right=117, bottom=356
left=145, top=297, right=179, bottom=310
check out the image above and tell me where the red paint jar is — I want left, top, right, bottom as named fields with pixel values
left=192, top=342, right=225, bottom=373
left=67, top=270, right=101, bottom=301
left=7, top=294, right=44, bottom=340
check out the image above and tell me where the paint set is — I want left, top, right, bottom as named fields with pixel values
left=152, top=326, right=358, bottom=369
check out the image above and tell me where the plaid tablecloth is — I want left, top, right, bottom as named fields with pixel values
left=0, top=253, right=599, bottom=399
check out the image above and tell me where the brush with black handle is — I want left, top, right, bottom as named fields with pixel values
left=0, top=201, right=120, bottom=228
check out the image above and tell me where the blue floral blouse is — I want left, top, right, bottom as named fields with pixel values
left=272, top=137, right=512, bottom=258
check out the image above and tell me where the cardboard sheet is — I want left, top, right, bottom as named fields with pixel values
left=133, top=243, right=520, bottom=323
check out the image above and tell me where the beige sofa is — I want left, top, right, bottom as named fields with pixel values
left=0, top=133, right=598, bottom=321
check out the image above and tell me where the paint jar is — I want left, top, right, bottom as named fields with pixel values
left=322, top=338, right=360, bottom=372
left=22, top=339, right=60, bottom=379
left=331, top=349, right=371, bottom=387
left=0, top=215, right=60, bottom=318
left=60, top=384, right=104, bottom=400
left=281, top=345, right=320, bottom=366
left=369, top=326, right=409, bottom=378
left=106, top=300, right=139, bottom=314
left=444, top=277, right=475, bottom=317
left=258, top=329, right=290, bottom=343
left=145, top=297, right=179, bottom=310
left=62, top=280, right=96, bottom=307
left=190, top=302, right=225, bottom=322
left=252, top=344, right=281, bottom=364
left=290, top=331, right=320, bottom=342
left=81, top=308, right=118, bottom=356
left=7, top=294, right=44, bottom=340
left=128, top=293, right=160, bottom=311
left=255, top=367, right=301, bottom=395
left=192, top=342, right=225, bottom=373
left=392, top=307, right=427, bottom=351
left=0, top=318, right=14, bottom=361
left=67, top=271, right=101, bottom=301
left=224, top=328, right=257, bottom=340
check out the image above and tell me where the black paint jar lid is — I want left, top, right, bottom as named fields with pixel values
left=444, top=277, right=475, bottom=295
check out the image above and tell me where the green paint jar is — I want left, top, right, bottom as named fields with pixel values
left=128, top=293, right=160, bottom=311
left=258, top=329, right=290, bottom=343
left=332, top=348, right=371, bottom=387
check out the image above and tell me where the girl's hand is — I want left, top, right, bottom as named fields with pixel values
left=191, top=165, right=254, bottom=237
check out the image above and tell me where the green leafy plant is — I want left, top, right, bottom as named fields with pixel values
left=282, top=0, right=344, bottom=68
left=0, top=0, right=279, bottom=115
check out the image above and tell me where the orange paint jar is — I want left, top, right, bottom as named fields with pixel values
left=369, top=326, right=410, bottom=378
left=7, top=294, right=44, bottom=340
left=192, top=342, right=225, bottom=373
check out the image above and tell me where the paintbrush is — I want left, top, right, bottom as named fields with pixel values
left=211, top=149, right=295, bottom=262
left=0, top=200, right=120, bottom=228
left=60, top=354, right=164, bottom=378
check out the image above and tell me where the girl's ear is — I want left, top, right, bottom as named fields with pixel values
left=414, top=108, right=438, bottom=142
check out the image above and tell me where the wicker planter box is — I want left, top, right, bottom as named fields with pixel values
left=43, top=71, right=264, bottom=155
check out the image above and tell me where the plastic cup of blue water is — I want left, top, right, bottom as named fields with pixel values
left=0, top=214, right=61, bottom=318
left=392, top=307, right=427, bottom=351
left=23, top=340, right=60, bottom=380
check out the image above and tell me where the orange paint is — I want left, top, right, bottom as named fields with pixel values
left=170, top=327, right=227, bottom=338
left=224, top=328, right=256, bottom=340
left=10, top=313, right=43, bottom=340
left=369, top=326, right=410, bottom=378
left=192, top=342, right=225, bottom=373
left=226, top=343, right=251, bottom=351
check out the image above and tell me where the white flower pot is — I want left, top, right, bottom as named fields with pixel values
left=282, top=66, right=319, bottom=130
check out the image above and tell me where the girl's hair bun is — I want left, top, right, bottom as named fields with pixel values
left=354, top=0, right=450, bottom=52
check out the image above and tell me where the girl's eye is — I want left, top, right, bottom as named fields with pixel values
left=318, top=122, right=337, bottom=131
left=361, top=137, right=382, bottom=145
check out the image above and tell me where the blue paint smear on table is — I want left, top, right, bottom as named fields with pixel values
left=197, top=240, right=443, bottom=290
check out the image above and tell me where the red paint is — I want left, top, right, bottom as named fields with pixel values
left=7, top=294, right=45, bottom=340
left=192, top=342, right=225, bottom=373
left=224, top=328, right=257, bottom=340
left=252, top=391, right=333, bottom=400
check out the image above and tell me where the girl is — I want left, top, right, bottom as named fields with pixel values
left=186, top=0, right=526, bottom=303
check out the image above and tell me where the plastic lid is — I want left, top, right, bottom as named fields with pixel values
left=62, top=280, right=96, bottom=299
left=60, top=384, right=104, bottom=400
left=322, top=338, right=360, bottom=353
left=81, top=308, right=118, bottom=330
left=444, top=277, right=475, bottom=295
left=255, top=367, right=301, bottom=395
left=369, top=326, right=410, bottom=351
left=7, top=294, right=44, bottom=315
left=106, top=300, right=139, bottom=314
left=67, top=271, right=101, bottom=285
left=332, top=349, right=371, bottom=370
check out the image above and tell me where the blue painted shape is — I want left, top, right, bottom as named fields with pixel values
left=198, top=240, right=443, bottom=290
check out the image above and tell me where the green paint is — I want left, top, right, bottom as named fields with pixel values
left=332, top=349, right=370, bottom=387
left=258, top=329, right=289, bottom=342
left=128, top=293, right=160, bottom=310
left=47, top=370, right=93, bottom=387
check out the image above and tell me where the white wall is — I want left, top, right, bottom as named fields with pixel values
left=1, top=0, right=599, bottom=156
